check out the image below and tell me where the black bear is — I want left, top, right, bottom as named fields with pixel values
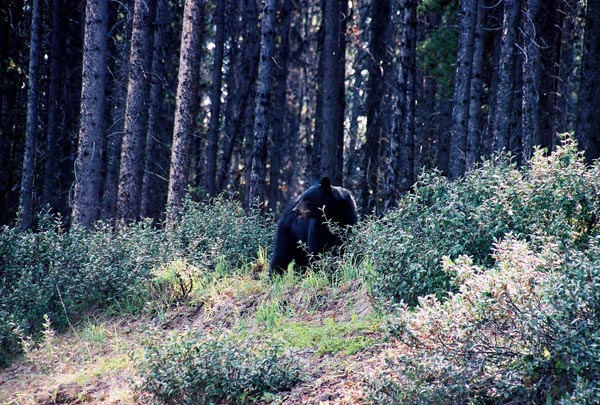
left=270, top=177, right=357, bottom=274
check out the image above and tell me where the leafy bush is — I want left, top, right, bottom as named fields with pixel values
left=0, top=196, right=275, bottom=367
left=62, top=220, right=168, bottom=310
left=0, top=215, right=167, bottom=365
left=0, top=310, right=19, bottom=368
left=136, top=331, right=302, bottom=404
left=351, top=135, right=600, bottom=306
left=167, top=196, right=274, bottom=271
left=367, top=237, right=600, bottom=404
left=532, top=239, right=600, bottom=403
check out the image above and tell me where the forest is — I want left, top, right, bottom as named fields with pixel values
left=2, top=0, right=599, bottom=227
left=3, top=0, right=600, bottom=403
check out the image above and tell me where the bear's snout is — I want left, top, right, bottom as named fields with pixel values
left=292, top=205, right=309, bottom=218
left=292, top=207, right=306, bottom=217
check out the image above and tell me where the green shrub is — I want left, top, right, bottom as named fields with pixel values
left=0, top=310, right=19, bottom=368
left=136, top=331, right=302, bottom=404
left=167, top=196, right=274, bottom=271
left=63, top=220, right=168, bottom=309
left=367, top=236, right=600, bottom=403
left=530, top=238, right=600, bottom=403
left=0, top=196, right=274, bottom=367
left=352, top=135, right=600, bottom=306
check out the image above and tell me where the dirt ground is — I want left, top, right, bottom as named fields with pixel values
left=0, top=281, right=393, bottom=404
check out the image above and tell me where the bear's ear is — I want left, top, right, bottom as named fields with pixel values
left=320, top=177, right=331, bottom=190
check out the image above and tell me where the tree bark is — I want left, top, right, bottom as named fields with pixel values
left=576, top=0, right=600, bottom=160
left=556, top=0, right=579, bottom=135
left=249, top=0, right=277, bottom=210
left=56, top=0, right=83, bottom=219
left=308, top=3, right=326, bottom=183
left=539, top=0, right=564, bottom=152
left=167, top=0, right=204, bottom=216
left=267, top=0, right=292, bottom=212
left=242, top=0, right=261, bottom=208
left=18, top=0, right=42, bottom=230
left=521, top=0, right=541, bottom=161
left=361, top=0, right=391, bottom=213
left=386, top=0, right=417, bottom=209
left=72, top=0, right=109, bottom=229
left=205, top=0, right=226, bottom=197
left=141, top=0, right=170, bottom=220
left=398, top=0, right=417, bottom=194
left=449, top=0, right=477, bottom=179
left=42, top=0, right=63, bottom=208
left=493, top=0, right=521, bottom=153
left=384, top=0, right=417, bottom=209
left=319, top=0, right=347, bottom=185
left=466, top=0, right=486, bottom=169
left=101, top=0, right=132, bottom=221
left=218, top=0, right=259, bottom=194
left=117, top=0, right=157, bottom=222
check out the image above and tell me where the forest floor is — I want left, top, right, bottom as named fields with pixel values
left=0, top=274, right=397, bottom=404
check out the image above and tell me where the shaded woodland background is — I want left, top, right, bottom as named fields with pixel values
left=1, top=0, right=599, bottom=229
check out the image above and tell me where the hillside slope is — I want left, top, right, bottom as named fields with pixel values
left=0, top=274, right=389, bottom=404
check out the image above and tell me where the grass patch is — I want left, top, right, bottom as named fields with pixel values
left=73, top=355, right=131, bottom=386
left=80, top=320, right=108, bottom=346
left=267, top=315, right=381, bottom=356
left=255, top=298, right=291, bottom=329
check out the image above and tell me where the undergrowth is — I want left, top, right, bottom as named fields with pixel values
left=367, top=236, right=600, bottom=404
left=136, top=331, right=302, bottom=404
left=3, top=134, right=600, bottom=403
left=361, top=135, right=600, bottom=403
left=0, top=196, right=272, bottom=367
left=350, top=135, right=600, bottom=306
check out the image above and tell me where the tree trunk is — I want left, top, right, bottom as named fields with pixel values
left=167, top=0, right=204, bottom=216
left=556, top=0, right=579, bottom=135
left=384, top=0, right=417, bottom=205
left=282, top=3, right=305, bottom=198
left=319, top=0, right=347, bottom=185
left=466, top=0, right=486, bottom=169
left=521, top=0, right=541, bottom=161
left=72, top=0, right=108, bottom=228
left=18, top=0, right=42, bottom=230
left=576, top=0, right=600, bottom=160
left=539, top=0, right=564, bottom=152
left=398, top=0, right=417, bottom=193
left=449, top=0, right=477, bottom=179
left=101, top=0, right=132, bottom=221
left=267, top=0, right=292, bottom=212
left=308, top=5, right=325, bottom=183
left=242, top=1, right=261, bottom=208
left=57, top=0, right=83, bottom=219
left=117, top=0, right=157, bottom=222
left=42, top=0, right=63, bottom=208
left=249, top=0, right=277, bottom=210
left=218, top=0, right=259, bottom=193
left=205, top=0, right=226, bottom=197
left=361, top=0, right=391, bottom=214
left=216, top=3, right=239, bottom=193
left=493, top=0, right=521, bottom=153
left=386, top=0, right=417, bottom=209
left=141, top=0, right=170, bottom=220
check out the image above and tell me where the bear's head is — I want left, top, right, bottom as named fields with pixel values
left=292, top=177, right=335, bottom=220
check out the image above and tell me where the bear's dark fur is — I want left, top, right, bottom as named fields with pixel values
left=270, top=177, right=357, bottom=274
